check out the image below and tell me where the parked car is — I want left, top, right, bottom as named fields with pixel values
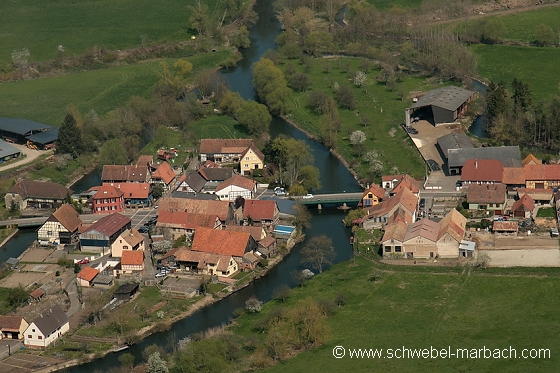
left=77, top=259, right=90, bottom=265
left=155, top=272, right=167, bottom=278
left=419, top=198, right=425, bottom=209
left=138, top=226, right=149, bottom=234
left=456, top=180, right=463, bottom=188
left=302, top=193, right=314, bottom=199
left=274, top=188, right=288, bottom=196
left=405, top=126, right=418, bottom=134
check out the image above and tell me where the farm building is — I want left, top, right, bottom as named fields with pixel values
left=79, top=213, right=131, bottom=254
left=446, top=146, right=521, bottom=176
left=406, top=86, right=475, bottom=126
left=0, top=117, right=58, bottom=146
left=5, top=180, right=72, bottom=210
left=0, top=139, right=22, bottom=163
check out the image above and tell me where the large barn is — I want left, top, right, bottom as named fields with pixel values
left=406, top=86, right=476, bottom=126
left=0, top=118, right=58, bottom=148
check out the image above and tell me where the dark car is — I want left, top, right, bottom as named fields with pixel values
left=419, top=198, right=425, bottom=209
left=455, top=180, right=463, bottom=188
left=404, top=126, right=418, bottom=135
left=427, top=159, right=441, bottom=171
left=138, top=226, right=149, bottom=234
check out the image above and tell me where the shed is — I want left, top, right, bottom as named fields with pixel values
left=29, top=288, right=45, bottom=302
left=492, top=221, right=518, bottom=234
left=459, top=240, right=476, bottom=258
left=407, top=86, right=475, bottom=126
left=113, top=283, right=140, bottom=301
left=6, top=257, right=19, bottom=268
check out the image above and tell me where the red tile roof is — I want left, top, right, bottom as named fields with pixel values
left=216, top=175, right=257, bottom=192
left=152, top=162, right=176, bottom=185
left=392, top=174, right=421, bottom=194
left=225, top=225, right=266, bottom=241
left=84, top=213, right=131, bottom=237
left=158, top=197, right=230, bottom=222
left=404, top=218, right=440, bottom=242
left=8, top=180, right=72, bottom=200
left=524, top=164, right=560, bottom=181
left=362, top=184, right=385, bottom=200
left=202, top=160, right=220, bottom=168
left=243, top=199, right=278, bottom=221
left=461, top=159, right=504, bottom=182
left=191, top=227, right=251, bottom=257
left=493, top=221, right=518, bottom=232
left=502, top=167, right=525, bottom=185
left=121, top=250, right=144, bottom=266
left=136, top=155, right=154, bottom=167
left=467, top=184, right=506, bottom=204
left=50, top=204, right=82, bottom=232
left=0, top=315, right=25, bottom=332
left=512, top=194, right=535, bottom=212
left=120, top=228, right=144, bottom=248
left=92, top=184, right=124, bottom=199
left=381, top=221, right=408, bottom=243
left=102, top=165, right=149, bottom=183
left=77, top=267, right=99, bottom=282
left=438, top=208, right=467, bottom=242
left=112, top=182, right=150, bottom=199
left=516, top=188, right=553, bottom=201
left=157, top=211, right=219, bottom=229
left=200, top=139, right=253, bottom=154
left=522, top=154, right=540, bottom=166
left=29, top=288, right=45, bottom=299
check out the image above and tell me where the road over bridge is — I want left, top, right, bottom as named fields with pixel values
left=292, top=192, right=363, bottom=206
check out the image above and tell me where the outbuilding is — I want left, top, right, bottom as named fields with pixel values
left=406, top=86, right=475, bottom=126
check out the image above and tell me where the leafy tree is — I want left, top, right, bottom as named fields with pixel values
left=7, top=286, right=28, bottom=307
left=231, top=26, right=250, bottom=49
left=288, top=184, right=307, bottom=196
left=287, top=73, right=311, bottom=92
left=335, top=85, right=356, bottom=110
left=236, top=100, right=271, bottom=136
left=343, top=208, right=367, bottom=227
left=353, top=71, right=367, bottom=87
left=304, top=31, right=334, bottom=56
left=152, top=184, right=164, bottom=199
left=269, top=136, right=315, bottom=187
left=301, top=235, right=336, bottom=273
left=188, top=2, right=212, bottom=36
left=158, top=59, right=193, bottom=99
left=535, top=24, right=555, bottom=46
left=273, top=284, right=291, bottom=302
left=99, top=138, right=128, bottom=165
left=292, top=204, right=311, bottom=230
left=245, top=297, right=263, bottom=313
left=118, top=353, right=134, bottom=371
left=299, top=165, right=321, bottom=192
left=219, top=90, right=243, bottom=116
left=307, top=90, right=330, bottom=114
left=481, top=19, right=506, bottom=43
left=57, top=113, right=84, bottom=158
left=511, top=78, right=532, bottom=112
left=486, top=81, right=510, bottom=119
left=350, top=130, right=367, bottom=155
left=253, top=58, right=290, bottom=115
left=147, top=352, right=169, bottom=373
left=174, top=338, right=229, bottom=373
left=194, top=69, right=219, bottom=100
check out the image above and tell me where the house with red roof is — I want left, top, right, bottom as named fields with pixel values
left=151, top=161, right=176, bottom=191
left=512, top=194, right=535, bottom=218
left=381, top=221, right=408, bottom=257
left=360, top=184, right=385, bottom=207
left=522, top=154, right=540, bottom=166
left=77, top=266, right=100, bottom=287
left=524, top=164, right=560, bottom=189
left=359, top=188, right=418, bottom=229
left=437, top=208, right=467, bottom=258
left=89, top=184, right=125, bottom=214
left=0, top=315, right=29, bottom=340
left=242, top=199, right=279, bottom=226
left=112, top=228, right=145, bottom=258
left=156, top=211, right=221, bottom=240
left=402, top=218, right=440, bottom=259
left=111, top=182, right=152, bottom=207
left=101, top=165, right=150, bottom=183
left=391, top=174, right=421, bottom=196
left=199, top=138, right=254, bottom=164
left=466, top=184, right=507, bottom=215
left=460, top=159, right=504, bottom=184
left=79, top=213, right=131, bottom=254
left=501, top=167, right=525, bottom=197
left=158, top=197, right=236, bottom=226
left=191, top=227, right=257, bottom=262
left=381, top=175, right=403, bottom=189
left=515, top=188, right=553, bottom=205
left=163, top=246, right=238, bottom=277
left=215, top=175, right=257, bottom=201
left=240, top=143, right=265, bottom=175
left=5, top=180, right=72, bottom=210
left=119, top=250, right=145, bottom=273
left=38, top=204, right=82, bottom=244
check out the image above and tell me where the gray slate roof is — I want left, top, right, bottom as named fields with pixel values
left=448, top=146, right=521, bottom=168
left=199, top=168, right=233, bottom=182
left=0, top=118, right=55, bottom=136
left=183, top=170, right=207, bottom=192
left=170, top=191, right=218, bottom=200
left=26, top=128, right=59, bottom=144
left=437, top=133, right=474, bottom=157
left=411, top=86, right=475, bottom=112
left=31, top=304, right=68, bottom=336
left=0, top=139, right=22, bottom=158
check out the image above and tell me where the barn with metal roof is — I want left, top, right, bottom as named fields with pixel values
left=406, top=86, right=476, bottom=126
left=0, top=139, right=22, bottom=163
left=0, top=117, right=57, bottom=146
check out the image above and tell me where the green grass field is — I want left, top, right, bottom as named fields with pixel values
left=458, top=6, right=560, bottom=44
left=283, top=57, right=435, bottom=180
left=0, top=0, right=222, bottom=62
left=231, top=256, right=560, bottom=372
left=0, top=50, right=233, bottom=125
left=472, top=44, right=560, bottom=101
left=366, top=0, right=422, bottom=9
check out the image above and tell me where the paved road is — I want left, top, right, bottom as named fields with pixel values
left=0, top=144, right=51, bottom=172
left=65, top=276, right=81, bottom=317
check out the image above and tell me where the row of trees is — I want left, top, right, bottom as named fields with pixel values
left=485, top=79, right=560, bottom=150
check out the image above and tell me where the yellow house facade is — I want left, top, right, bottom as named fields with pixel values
left=240, top=144, right=265, bottom=175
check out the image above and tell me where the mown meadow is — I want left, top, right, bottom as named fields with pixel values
left=231, top=256, right=560, bottom=372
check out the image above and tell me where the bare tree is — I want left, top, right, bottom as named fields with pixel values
left=301, top=235, right=336, bottom=273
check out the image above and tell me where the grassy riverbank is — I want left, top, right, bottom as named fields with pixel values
left=227, top=256, right=560, bottom=372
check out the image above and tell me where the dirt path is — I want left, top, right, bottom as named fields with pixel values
left=428, top=2, right=560, bottom=25
left=0, top=144, right=50, bottom=172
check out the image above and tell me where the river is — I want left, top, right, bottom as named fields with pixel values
left=64, top=0, right=360, bottom=370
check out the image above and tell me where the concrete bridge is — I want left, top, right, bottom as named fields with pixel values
left=292, top=192, right=363, bottom=208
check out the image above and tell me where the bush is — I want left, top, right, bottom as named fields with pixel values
left=245, top=297, right=263, bottom=313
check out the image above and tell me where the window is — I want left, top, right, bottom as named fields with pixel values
left=32, top=329, right=35, bottom=332
left=245, top=164, right=249, bottom=168
left=47, top=231, right=52, bottom=236
left=384, top=246, right=392, bottom=253
left=245, top=157, right=249, bottom=160
left=28, top=334, right=32, bottom=338
left=395, top=246, right=402, bottom=252
left=38, top=336, right=42, bottom=340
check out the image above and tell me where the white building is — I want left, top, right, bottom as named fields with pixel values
left=24, top=305, right=69, bottom=348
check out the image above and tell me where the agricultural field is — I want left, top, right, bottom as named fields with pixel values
left=231, top=256, right=560, bottom=372
left=471, top=44, right=560, bottom=101
left=282, top=57, right=436, bottom=180
left=0, top=0, right=220, bottom=63
left=366, top=0, right=422, bottom=9
left=0, top=50, right=233, bottom=126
